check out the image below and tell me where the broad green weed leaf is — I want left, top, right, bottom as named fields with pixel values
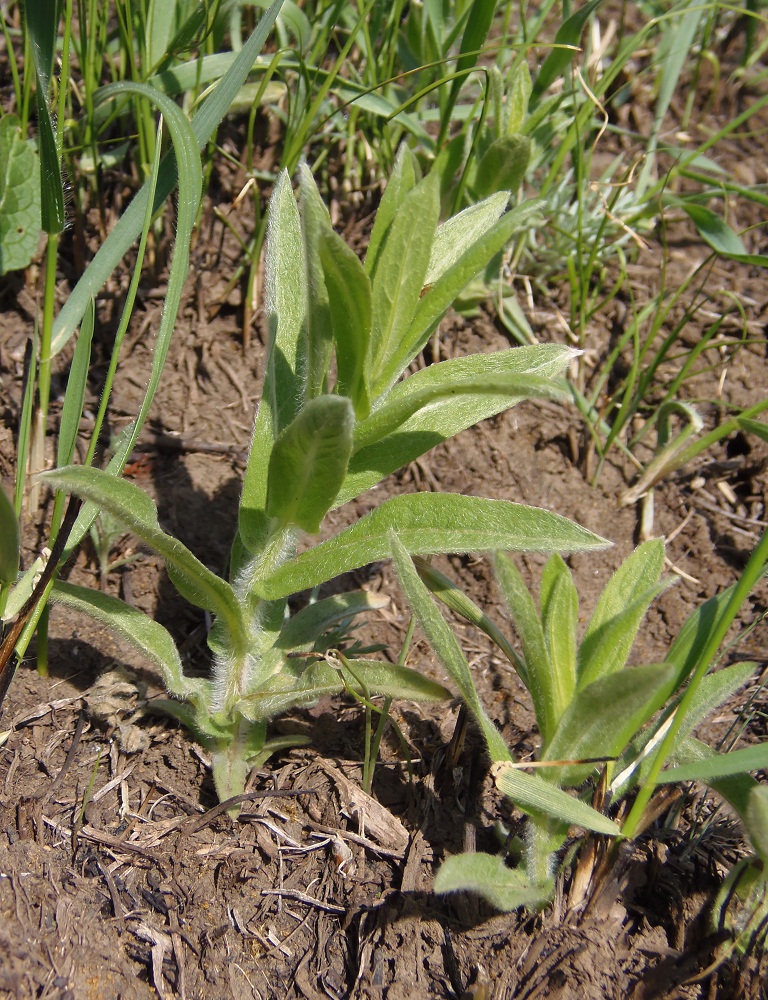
left=425, top=191, right=509, bottom=286
left=474, top=136, right=531, bottom=198
left=506, top=60, right=532, bottom=135
left=543, top=663, right=679, bottom=786
left=376, top=201, right=543, bottom=392
left=255, top=494, right=609, bottom=600
left=391, top=536, right=511, bottom=762
left=540, top=555, right=578, bottom=720
left=276, top=591, right=389, bottom=651
left=370, top=172, right=440, bottom=382
left=353, top=371, right=566, bottom=452
left=494, top=553, right=552, bottom=737
left=745, top=786, right=768, bottom=863
left=365, top=143, right=416, bottom=280
left=0, top=483, right=19, bottom=587
left=434, top=853, right=552, bottom=911
left=658, top=745, right=768, bottom=784
left=238, top=655, right=450, bottom=722
left=492, top=764, right=620, bottom=835
left=341, top=346, right=574, bottom=503
left=298, top=165, right=333, bottom=399
left=682, top=203, right=747, bottom=258
left=578, top=539, right=669, bottom=687
left=52, top=580, right=208, bottom=704
left=265, top=396, right=355, bottom=533
left=240, top=169, right=306, bottom=554
left=40, top=466, right=247, bottom=650
left=531, top=0, right=604, bottom=101
left=0, top=116, right=41, bottom=274
left=318, top=228, right=372, bottom=418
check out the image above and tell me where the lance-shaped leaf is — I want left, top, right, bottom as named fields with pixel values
left=255, top=493, right=610, bottom=600
left=339, top=345, right=574, bottom=504
left=531, top=0, right=604, bottom=101
left=237, top=655, right=451, bottom=722
left=473, top=135, right=531, bottom=198
left=40, top=466, right=248, bottom=652
left=319, top=228, right=372, bottom=418
left=276, top=590, right=389, bottom=651
left=540, top=554, right=578, bottom=730
left=0, top=116, right=41, bottom=274
left=494, top=552, right=559, bottom=746
left=369, top=171, right=440, bottom=383
left=364, top=143, right=416, bottom=281
left=578, top=538, right=670, bottom=688
left=391, top=535, right=511, bottom=762
left=492, top=764, right=620, bottom=835
left=298, top=165, right=334, bottom=399
left=52, top=580, right=208, bottom=705
left=425, top=191, right=509, bottom=286
left=266, top=395, right=355, bottom=533
left=541, top=663, right=679, bottom=787
left=434, top=853, right=552, bottom=912
left=0, top=483, right=19, bottom=588
left=745, top=786, right=768, bottom=863
left=240, top=169, right=307, bottom=555
left=657, top=744, right=768, bottom=784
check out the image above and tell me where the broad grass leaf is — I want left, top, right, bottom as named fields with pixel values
left=265, top=396, right=355, bottom=533
left=531, top=0, right=604, bottom=101
left=658, top=745, right=768, bottom=784
left=542, top=663, right=679, bottom=786
left=578, top=539, right=668, bottom=687
left=0, top=116, right=41, bottom=274
left=51, top=0, right=284, bottom=356
left=0, top=484, right=19, bottom=587
left=254, top=494, right=610, bottom=600
left=434, top=853, right=552, bottom=911
left=391, top=536, right=511, bottom=762
left=492, top=765, right=620, bottom=835
left=57, top=301, right=94, bottom=467
left=319, top=229, right=372, bottom=418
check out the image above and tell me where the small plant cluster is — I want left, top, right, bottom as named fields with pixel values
left=37, top=147, right=610, bottom=806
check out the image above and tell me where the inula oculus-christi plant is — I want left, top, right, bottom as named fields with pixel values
left=400, top=535, right=768, bottom=913
left=42, top=146, right=611, bottom=808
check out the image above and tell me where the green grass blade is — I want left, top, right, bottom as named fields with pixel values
left=51, top=0, right=284, bottom=357
left=658, top=744, right=768, bottom=784
left=56, top=299, right=94, bottom=467
left=0, top=483, right=19, bottom=589
left=493, top=764, right=620, bottom=835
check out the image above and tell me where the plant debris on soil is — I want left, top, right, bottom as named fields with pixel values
left=1, top=16, right=768, bottom=1000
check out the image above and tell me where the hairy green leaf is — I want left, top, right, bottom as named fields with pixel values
left=266, top=396, right=355, bottom=533
left=255, top=494, right=609, bottom=600
left=434, top=853, right=552, bottom=911
left=0, top=116, right=41, bottom=274
left=493, top=764, right=620, bottom=834
left=474, top=135, right=531, bottom=198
